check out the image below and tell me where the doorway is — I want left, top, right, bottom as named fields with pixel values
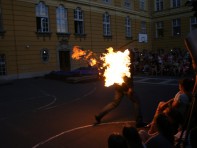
left=59, top=51, right=71, bottom=71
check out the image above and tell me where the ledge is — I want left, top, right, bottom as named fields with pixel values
left=74, top=33, right=87, bottom=38
left=103, top=35, right=112, bottom=39
left=35, top=32, right=52, bottom=37
left=125, top=36, right=133, bottom=40
left=56, top=32, right=71, bottom=37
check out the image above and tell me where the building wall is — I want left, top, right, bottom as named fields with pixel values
left=0, top=0, right=194, bottom=80
left=151, top=0, right=194, bottom=52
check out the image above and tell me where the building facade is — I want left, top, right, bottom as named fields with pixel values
left=0, top=0, right=196, bottom=80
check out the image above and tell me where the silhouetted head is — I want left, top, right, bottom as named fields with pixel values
left=108, top=133, right=128, bottom=148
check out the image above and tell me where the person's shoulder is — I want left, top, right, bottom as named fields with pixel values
left=179, top=93, right=190, bottom=101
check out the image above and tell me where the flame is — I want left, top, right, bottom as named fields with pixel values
left=101, top=47, right=131, bottom=87
left=89, top=58, right=97, bottom=66
left=72, top=46, right=86, bottom=60
left=71, top=46, right=131, bottom=87
left=72, top=46, right=97, bottom=66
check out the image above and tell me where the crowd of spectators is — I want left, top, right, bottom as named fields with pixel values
left=133, top=50, right=193, bottom=77
left=107, top=77, right=197, bottom=148
left=108, top=114, right=197, bottom=148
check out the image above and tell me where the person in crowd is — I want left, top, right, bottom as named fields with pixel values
left=122, top=125, right=145, bottom=148
left=145, top=113, right=175, bottom=148
left=147, top=78, right=194, bottom=134
left=108, top=133, right=128, bottom=148
left=95, top=49, right=146, bottom=128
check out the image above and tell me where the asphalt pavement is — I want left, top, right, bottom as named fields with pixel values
left=0, top=75, right=180, bottom=148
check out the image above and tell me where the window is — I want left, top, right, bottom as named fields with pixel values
left=125, top=16, right=132, bottom=37
left=41, top=49, right=49, bottom=63
left=56, top=5, right=68, bottom=33
left=0, top=54, right=6, bottom=76
left=140, top=0, right=145, bottom=10
left=172, top=18, right=181, bottom=36
left=190, top=16, right=197, bottom=31
left=155, top=21, right=164, bottom=38
left=141, top=21, right=146, bottom=34
left=124, top=0, right=131, bottom=9
left=103, top=12, right=111, bottom=36
left=74, top=7, right=84, bottom=35
left=35, top=2, right=49, bottom=33
left=155, top=0, right=163, bottom=11
left=171, top=0, right=180, bottom=8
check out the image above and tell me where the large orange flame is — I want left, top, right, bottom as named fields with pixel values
left=101, top=47, right=131, bottom=87
left=71, top=46, right=131, bottom=87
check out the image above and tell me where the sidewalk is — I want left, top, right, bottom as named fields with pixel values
left=0, top=79, right=13, bottom=86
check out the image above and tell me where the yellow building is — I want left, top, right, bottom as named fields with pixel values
left=0, top=0, right=196, bottom=80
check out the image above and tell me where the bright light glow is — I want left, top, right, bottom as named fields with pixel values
left=101, top=47, right=131, bottom=87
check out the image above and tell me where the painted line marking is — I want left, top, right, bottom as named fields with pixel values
left=32, top=120, right=135, bottom=148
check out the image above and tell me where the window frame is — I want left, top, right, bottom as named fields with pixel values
left=140, top=0, right=145, bottom=10
left=190, top=16, right=197, bottom=31
left=56, top=4, right=69, bottom=34
left=103, top=12, right=111, bottom=37
left=40, top=48, right=50, bottom=63
left=74, top=7, right=85, bottom=35
left=155, top=0, right=163, bottom=11
left=141, top=21, right=147, bottom=34
left=124, top=0, right=132, bottom=9
left=35, top=1, right=50, bottom=33
left=171, top=0, right=181, bottom=8
left=172, top=18, right=181, bottom=36
left=125, top=16, right=132, bottom=38
left=155, top=21, right=164, bottom=38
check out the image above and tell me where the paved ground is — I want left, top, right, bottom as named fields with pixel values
left=0, top=75, right=181, bottom=148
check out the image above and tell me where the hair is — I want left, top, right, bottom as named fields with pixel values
left=108, top=133, right=128, bottom=148
left=156, top=113, right=175, bottom=144
left=179, top=78, right=195, bottom=92
left=122, top=125, right=144, bottom=148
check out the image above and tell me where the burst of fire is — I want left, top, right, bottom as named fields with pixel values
left=100, top=47, right=131, bottom=87
left=72, top=46, right=97, bottom=66
left=72, top=46, right=86, bottom=60
left=71, top=46, right=131, bottom=87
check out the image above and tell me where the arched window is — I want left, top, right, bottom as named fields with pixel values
left=56, top=5, right=68, bottom=33
left=35, top=1, right=49, bottom=33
